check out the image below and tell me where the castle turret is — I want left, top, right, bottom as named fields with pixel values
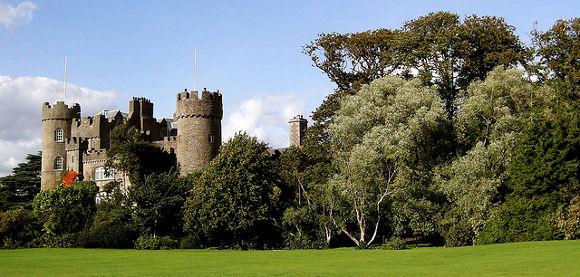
left=175, top=88, right=222, bottom=175
left=129, top=97, right=159, bottom=138
left=41, top=101, right=81, bottom=190
left=289, top=115, right=307, bottom=147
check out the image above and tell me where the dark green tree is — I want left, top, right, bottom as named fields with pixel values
left=105, top=122, right=176, bottom=185
left=183, top=133, right=284, bottom=249
left=129, top=171, right=190, bottom=238
left=277, top=146, right=334, bottom=248
left=0, top=152, right=41, bottom=211
left=0, top=209, right=41, bottom=248
left=77, top=182, right=137, bottom=248
left=479, top=105, right=579, bottom=243
left=32, top=181, right=98, bottom=247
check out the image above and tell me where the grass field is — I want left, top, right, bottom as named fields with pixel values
left=0, top=240, right=578, bottom=276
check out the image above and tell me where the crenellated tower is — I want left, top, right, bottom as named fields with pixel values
left=175, top=88, right=222, bottom=175
left=41, top=101, right=81, bottom=190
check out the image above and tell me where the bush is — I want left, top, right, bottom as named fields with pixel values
left=134, top=235, right=178, bottom=250
left=77, top=222, right=137, bottom=249
left=180, top=233, right=203, bottom=249
left=40, top=232, right=79, bottom=248
left=0, top=209, right=41, bottom=249
left=381, top=237, right=406, bottom=250
left=439, top=214, right=475, bottom=247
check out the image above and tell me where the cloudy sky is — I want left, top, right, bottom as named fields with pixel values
left=0, top=0, right=578, bottom=176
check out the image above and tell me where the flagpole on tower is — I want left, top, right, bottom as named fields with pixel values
left=63, top=56, right=68, bottom=103
left=194, top=48, right=197, bottom=92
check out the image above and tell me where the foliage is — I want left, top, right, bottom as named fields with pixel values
left=77, top=182, right=137, bottom=248
left=381, top=236, right=407, bottom=250
left=183, top=133, right=283, bottom=249
left=304, top=12, right=527, bottom=124
left=0, top=152, right=41, bottom=211
left=532, top=17, right=580, bottom=97
left=552, top=194, right=580, bottom=239
left=129, top=171, right=190, bottom=238
left=106, top=122, right=176, bottom=184
left=479, top=104, right=579, bottom=243
left=327, top=76, right=449, bottom=248
left=454, top=67, right=552, bottom=149
left=32, top=181, right=98, bottom=238
left=277, top=146, right=334, bottom=248
left=0, top=209, right=41, bottom=249
left=134, top=235, right=178, bottom=250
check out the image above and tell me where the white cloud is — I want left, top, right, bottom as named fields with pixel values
left=0, top=1, right=37, bottom=30
left=223, top=92, right=311, bottom=148
left=0, top=75, right=119, bottom=176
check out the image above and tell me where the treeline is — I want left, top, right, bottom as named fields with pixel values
left=0, top=12, right=578, bottom=250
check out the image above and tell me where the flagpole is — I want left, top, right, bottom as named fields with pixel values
left=194, top=48, right=197, bottom=92
left=64, top=56, right=68, bottom=103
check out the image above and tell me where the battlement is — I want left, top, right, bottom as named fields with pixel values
left=42, top=101, right=81, bottom=120
left=83, top=149, right=108, bottom=162
left=65, top=137, right=89, bottom=151
left=176, top=88, right=223, bottom=119
left=132, top=97, right=151, bottom=103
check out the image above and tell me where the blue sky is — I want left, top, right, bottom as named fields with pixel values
left=0, top=0, right=578, bottom=176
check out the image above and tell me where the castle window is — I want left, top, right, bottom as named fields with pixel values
left=208, top=134, right=215, bottom=144
left=94, top=167, right=114, bottom=181
left=54, top=156, right=63, bottom=170
left=55, top=128, right=64, bottom=142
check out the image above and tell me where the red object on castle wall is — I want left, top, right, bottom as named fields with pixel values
left=63, top=171, right=82, bottom=188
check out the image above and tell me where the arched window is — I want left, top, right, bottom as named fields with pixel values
left=54, top=156, right=63, bottom=170
left=94, top=167, right=114, bottom=180
left=55, top=128, right=64, bottom=142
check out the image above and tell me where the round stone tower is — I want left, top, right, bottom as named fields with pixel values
left=175, top=89, right=222, bottom=175
left=41, top=101, right=81, bottom=190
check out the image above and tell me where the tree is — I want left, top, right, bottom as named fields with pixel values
left=436, top=67, right=555, bottom=246
left=304, top=12, right=527, bottom=125
left=77, top=182, right=137, bottom=248
left=129, top=171, right=189, bottom=238
left=183, top=133, right=283, bottom=249
left=0, top=152, right=41, bottom=211
left=105, top=122, right=175, bottom=186
left=479, top=104, right=579, bottom=243
left=327, top=76, right=449, bottom=248
left=32, top=181, right=98, bottom=246
left=454, top=67, right=553, bottom=149
left=277, top=147, right=334, bottom=248
left=532, top=18, right=580, bottom=98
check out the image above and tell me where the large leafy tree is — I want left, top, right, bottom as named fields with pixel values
left=32, top=182, right=98, bottom=237
left=532, top=17, right=580, bottom=98
left=105, top=122, right=175, bottom=185
left=183, top=133, right=284, bottom=249
left=277, top=146, right=334, bottom=248
left=129, top=171, right=190, bottom=238
left=0, top=152, right=41, bottom=211
left=437, top=67, right=556, bottom=246
left=327, top=76, right=449, bottom=248
left=479, top=103, right=579, bottom=243
left=304, top=11, right=527, bottom=126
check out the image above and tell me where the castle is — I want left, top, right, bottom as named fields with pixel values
left=40, top=89, right=307, bottom=191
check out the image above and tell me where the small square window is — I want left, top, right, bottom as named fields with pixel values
left=208, top=134, right=215, bottom=143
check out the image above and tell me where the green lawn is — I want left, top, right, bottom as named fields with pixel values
left=0, top=240, right=578, bottom=276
